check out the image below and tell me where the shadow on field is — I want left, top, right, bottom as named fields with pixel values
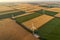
left=16, top=21, right=32, bottom=33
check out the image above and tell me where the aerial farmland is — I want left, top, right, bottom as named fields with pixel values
left=0, top=2, right=60, bottom=40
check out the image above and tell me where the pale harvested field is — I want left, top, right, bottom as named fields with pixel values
left=55, top=13, right=60, bottom=17
left=0, top=6, right=14, bottom=12
left=0, top=18, right=39, bottom=40
left=14, top=13, right=33, bottom=18
left=23, top=14, right=54, bottom=30
left=45, top=8, right=60, bottom=12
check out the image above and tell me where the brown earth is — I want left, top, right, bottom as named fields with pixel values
left=22, top=14, right=54, bottom=31
left=0, top=18, right=39, bottom=40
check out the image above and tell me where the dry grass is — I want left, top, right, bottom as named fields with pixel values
left=0, top=18, right=39, bottom=40
left=23, top=14, right=54, bottom=30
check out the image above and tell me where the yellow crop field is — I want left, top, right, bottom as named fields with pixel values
left=23, top=14, right=54, bottom=31
left=45, top=8, right=60, bottom=12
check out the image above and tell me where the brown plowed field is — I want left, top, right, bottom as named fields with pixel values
left=0, top=18, right=39, bottom=40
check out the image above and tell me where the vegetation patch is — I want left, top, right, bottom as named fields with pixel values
left=43, top=10, right=58, bottom=16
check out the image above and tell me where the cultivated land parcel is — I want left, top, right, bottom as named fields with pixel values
left=15, top=9, right=59, bottom=40
left=23, top=14, right=54, bottom=30
left=0, top=18, right=39, bottom=40
left=15, top=5, right=60, bottom=40
left=0, top=3, right=60, bottom=40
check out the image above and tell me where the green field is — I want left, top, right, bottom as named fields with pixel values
left=35, top=17, right=60, bottom=40
left=34, top=10, right=58, bottom=16
left=42, top=10, right=58, bottom=16
left=15, top=12, right=42, bottom=23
